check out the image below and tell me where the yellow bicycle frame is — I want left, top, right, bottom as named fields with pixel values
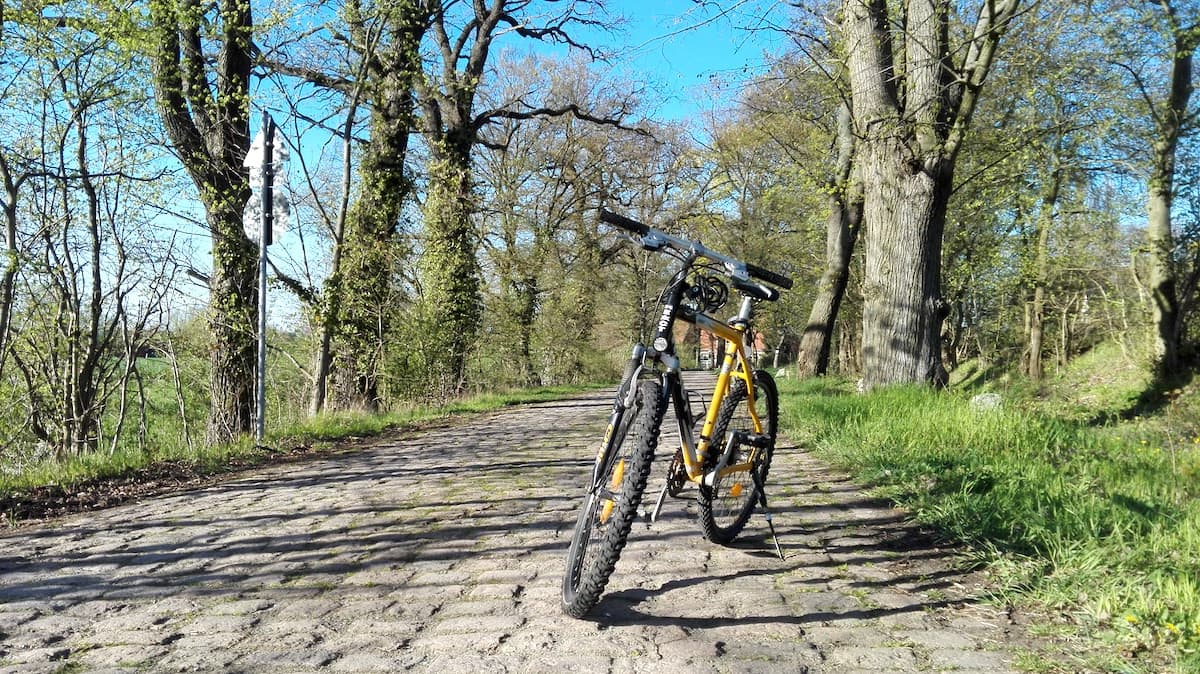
left=677, top=308, right=764, bottom=483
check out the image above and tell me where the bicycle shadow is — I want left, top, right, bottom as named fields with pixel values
left=594, top=577, right=969, bottom=630
left=584, top=440, right=991, bottom=632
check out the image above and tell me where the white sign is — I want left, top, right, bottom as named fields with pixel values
left=242, top=190, right=291, bottom=242
left=243, top=128, right=290, bottom=188
left=242, top=121, right=291, bottom=243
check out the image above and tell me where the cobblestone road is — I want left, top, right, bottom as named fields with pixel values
left=1, top=375, right=1040, bottom=673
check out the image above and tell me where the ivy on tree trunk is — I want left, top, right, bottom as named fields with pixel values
left=147, top=0, right=255, bottom=445
left=325, top=0, right=427, bottom=412
left=416, top=136, right=481, bottom=397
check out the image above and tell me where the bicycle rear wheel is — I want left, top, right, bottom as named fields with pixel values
left=697, top=370, right=777, bottom=544
left=562, top=380, right=665, bottom=617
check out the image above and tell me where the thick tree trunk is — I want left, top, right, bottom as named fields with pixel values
left=1148, top=177, right=1181, bottom=374
left=859, top=144, right=952, bottom=388
left=149, top=0, right=255, bottom=445
left=330, top=113, right=412, bottom=411
left=326, top=9, right=423, bottom=411
left=797, top=103, right=862, bottom=378
left=205, top=201, right=257, bottom=446
left=417, top=136, right=481, bottom=397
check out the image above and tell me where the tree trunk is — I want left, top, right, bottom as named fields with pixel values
left=417, top=135, right=481, bottom=397
left=1147, top=176, right=1181, bottom=374
left=1059, top=298, right=1072, bottom=370
left=149, top=0, right=255, bottom=445
left=513, top=275, right=539, bottom=386
left=0, top=161, right=17, bottom=381
left=859, top=143, right=952, bottom=388
left=326, top=4, right=424, bottom=411
left=206, top=200, right=258, bottom=445
left=1144, top=12, right=1195, bottom=378
left=1028, top=286, right=1046, bottom=381
left=797, top=103, right=862, bottom=378
left=330, top=115, right=412, bottom=411
left=1027, top=167, right=1062, bottom=382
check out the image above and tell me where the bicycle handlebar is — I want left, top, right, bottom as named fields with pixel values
left=744, top=261, right=794, bottom=291
left=599, top=209, right=794, bottom=290
left=599, top=209, right=649, bottom=237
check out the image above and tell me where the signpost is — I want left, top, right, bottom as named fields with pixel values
left=242, top=111, right=289, bottom=444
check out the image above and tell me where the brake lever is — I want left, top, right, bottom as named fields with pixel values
left=616, top=231, right=663, bottom=252
left=639, top=232, right=667, bottom=251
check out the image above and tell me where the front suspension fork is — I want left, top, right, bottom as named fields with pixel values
left=590, top=344, right=646, bottom=491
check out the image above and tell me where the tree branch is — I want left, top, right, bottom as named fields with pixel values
left=269, top=259, right=319, bottom=307
left=474, top=103, right=649, bottom=137
left=258, top=56, right=356, bottom=93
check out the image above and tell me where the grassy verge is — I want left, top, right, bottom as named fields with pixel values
left=0, top=383, right=600, bottom=512
left=776, top=376, right=1200, bottom=673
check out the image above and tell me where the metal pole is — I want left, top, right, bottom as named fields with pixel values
left=256, top=111, right=273, bottom=444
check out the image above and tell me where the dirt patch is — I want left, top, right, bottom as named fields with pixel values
left=1, top=447, right=313, bottom=526
left=0, top=417, right=468, bottom=528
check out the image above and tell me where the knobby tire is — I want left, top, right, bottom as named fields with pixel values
left=562, top=380, right=665, bottom=617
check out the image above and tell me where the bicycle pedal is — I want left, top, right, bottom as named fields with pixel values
left=743, top=433, right=772, bottom=449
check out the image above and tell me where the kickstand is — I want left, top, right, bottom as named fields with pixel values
left=648, top=479, right=669, bottom=526
left=752, top=469, right=785, bottom=560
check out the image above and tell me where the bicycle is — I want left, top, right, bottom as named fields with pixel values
left=561, top=209, right=794, bottom=618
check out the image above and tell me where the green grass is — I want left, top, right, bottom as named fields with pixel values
left=0, top=383, right=599, bottom=497
left=776, top=376, right=1200, bottom=672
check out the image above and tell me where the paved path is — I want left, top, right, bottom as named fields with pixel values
left=1, top=375, right=1039, bottom=673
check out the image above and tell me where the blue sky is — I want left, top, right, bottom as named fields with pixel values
left=550, top=0, right=792, bottom=122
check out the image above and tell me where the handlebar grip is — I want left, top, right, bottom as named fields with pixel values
left=745, top=261, right=794, bottom=290
left=599, top=209, right=650, bottom=236
left=730, top=277, right=780, bottom=302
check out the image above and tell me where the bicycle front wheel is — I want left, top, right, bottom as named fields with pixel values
left=698, top=369, right=778, bottom=545
left=562, top=380, right=665, bottom=618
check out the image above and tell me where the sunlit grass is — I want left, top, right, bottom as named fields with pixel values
left=776, top=376, right=1200, bottom=672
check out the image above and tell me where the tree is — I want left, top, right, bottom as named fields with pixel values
left=840, top=0, right=1021, bottom=388
left=147, top=0, right=257, bottom=445
left=320, top=0, right=428, bottom=412
left=475, top=54, right=641, bottom=387
left=255, top=0, right=433, bottom=413
left=1131, top=0, right=1198, bottom=377
left=1, top=13, right=172, bottom=458
left=766, top=9, right=867, bottom=377
left=411, top=0, right=610, bottom=398
left=933, top=0, right=1136, bottom=378
left=796, top=100, right=862, bottom=376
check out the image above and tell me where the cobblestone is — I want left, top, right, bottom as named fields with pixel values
left=0, top=373, right=1047, bottom=671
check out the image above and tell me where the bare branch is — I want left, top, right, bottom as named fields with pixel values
left=474, top=103, right=649, bottom=137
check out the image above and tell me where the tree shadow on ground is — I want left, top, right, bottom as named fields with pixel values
left=1087, top=365, right=1196, bottom=425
